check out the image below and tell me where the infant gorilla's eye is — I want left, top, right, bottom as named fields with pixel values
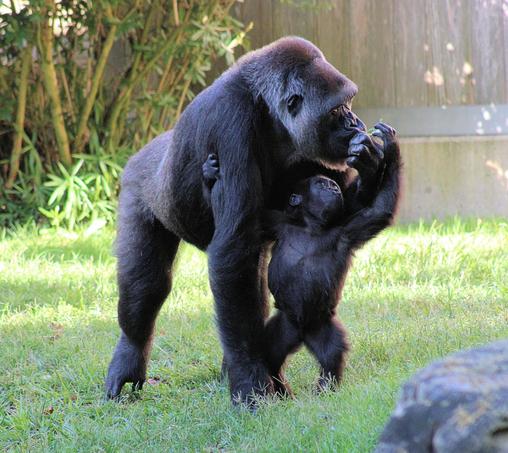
left=287, top=94, right=303, bottom=115
left=289, top=194, right=302, bottom=206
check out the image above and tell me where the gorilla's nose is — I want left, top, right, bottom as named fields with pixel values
left=345, top=110, right=366, bottom=131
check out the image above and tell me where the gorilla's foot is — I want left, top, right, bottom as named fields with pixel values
left=105, top=334, right=147, bottom=399
left=229, top=361, right=275, bottom=408
left=316, top=373, right=340, bottom=394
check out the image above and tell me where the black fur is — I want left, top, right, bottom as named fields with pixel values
left=204, top=122, right=401, bottom=395
left=105, top=37, right=387, bottom=405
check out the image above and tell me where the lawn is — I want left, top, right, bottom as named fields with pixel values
left=1, top=219, right=507, bottom=452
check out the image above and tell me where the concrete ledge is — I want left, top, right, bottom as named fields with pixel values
left=397, top=136, right=508, bottom=221
left=356, top=105, right=508, bottom=137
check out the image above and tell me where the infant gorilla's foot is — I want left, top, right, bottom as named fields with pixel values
left=105, top=334, right=147, bottom=399
left=202, top=153, right=220, bottom=182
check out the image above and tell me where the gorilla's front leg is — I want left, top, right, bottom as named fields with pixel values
left=207, top=169, right=273, bottom=406
left=344, top=130, right=386, bottom=213
left=208, top=241, right=274, bottom=405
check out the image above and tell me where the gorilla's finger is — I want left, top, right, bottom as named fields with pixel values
left=349, top=132, right=371, bottom=146
left=374, top=122, right=396, bottom=137
left=359, top=145, right=383, bottom=166
left=356, top=116, right=366, bottom=131
left=373, top=126, right=395, bottom=151
left=348, top=143, right=369, bottom=156
left=346, top=156, right=370, bottom=176
left=349, top=142, right=383, bottom=164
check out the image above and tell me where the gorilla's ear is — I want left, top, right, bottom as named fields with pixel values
left=289, top=193, right=302, bottom=206
left=287, top=94, right=303, bottom=116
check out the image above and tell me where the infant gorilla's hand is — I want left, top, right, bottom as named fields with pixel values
left=372, top=122, right=399, bottom=163
left=202, top=153, right=220, bottom=182
left=346, top=130, right=384, bottom=181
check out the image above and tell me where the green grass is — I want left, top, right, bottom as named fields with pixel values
left=1, top=219, right=507, bottom=452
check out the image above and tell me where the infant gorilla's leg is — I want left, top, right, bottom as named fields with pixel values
left=304, top=318, right=348, bottom=391
left=264, top=311, right=301, bottom=397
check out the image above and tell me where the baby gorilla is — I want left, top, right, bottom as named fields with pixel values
left=203, top=123, right=401, bottom=395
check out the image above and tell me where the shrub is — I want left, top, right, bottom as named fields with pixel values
left=0, top=0, right=249, bottom=229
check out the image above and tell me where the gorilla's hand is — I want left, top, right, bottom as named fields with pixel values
left=346, top=131, right=384, bottom=182
left=372, top=122, right=399, bottom=164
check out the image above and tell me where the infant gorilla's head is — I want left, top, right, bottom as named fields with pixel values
left=286, top=175, right=344, bottom=227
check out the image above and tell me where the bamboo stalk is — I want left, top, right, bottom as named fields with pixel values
left=142, top=30, right=187, bottom=135
left=5, top=46, right=31, bottom=189
left=38, top=0, right=72, bottom=166
left=59, top=65, right=76, bottom=124
left=172, top=0, right=179, bottom=26
left=105, top=1, right=160, bottom=150
left=74, top=18, right=118, bottom=153
left=172, top=76, right=192, bottom=125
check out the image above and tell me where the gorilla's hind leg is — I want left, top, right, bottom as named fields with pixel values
left=106, top=207, right=179, bottom=399
left=304, top=318, right=349, bottom=391
left=264, top=311, right=301, bottom=397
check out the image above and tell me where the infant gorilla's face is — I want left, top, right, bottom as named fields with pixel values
left=289, top=175, right=344, bottom=226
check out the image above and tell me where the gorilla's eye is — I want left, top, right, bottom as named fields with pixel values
left=330, top=106, right=342, bottom=117
left=289, top=194, right=302, bottom=206
left=287, top=95, right=303, bottom=115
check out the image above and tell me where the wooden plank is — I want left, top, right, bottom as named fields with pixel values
left=235, top=0, right=264, bottom=50
left=355, top=104, right=508, bottom=137
left=350, top=0, right=396, bottom=108
left=393, top=0, right=428, bottom=107
left=504, top=0, right=508, bottom=103
left=425, top=0, right=473, bottom=105
left=271, top=0, right=316, bottom=42
left=314, top=0, right=351, bottom=78
left=471, top=0, right=507, bottom=103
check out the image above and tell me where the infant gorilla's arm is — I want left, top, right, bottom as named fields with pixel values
left=341, top=122, right=401, bottom=249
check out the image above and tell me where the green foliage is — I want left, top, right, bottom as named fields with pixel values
left=0, top=0, right=248, bottom=230
left=1, top=220, right=507, bottom=450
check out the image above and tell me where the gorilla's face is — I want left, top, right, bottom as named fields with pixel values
left=286, top=175, right=344, bottom=227
left=275, top=52, right=364, bottom=166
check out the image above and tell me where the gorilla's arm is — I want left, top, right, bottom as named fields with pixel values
left=205, top=99, right=273, bottom=403
left=342, top=130, right=386, bottom=216
left=340, top=123, right=401, bottom=250
left=203, top=152, right=285, bottom=242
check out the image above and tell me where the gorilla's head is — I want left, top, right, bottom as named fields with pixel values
left=240, top=36, right=364, bottom=167
left=286, top=175, right=345, bottom=227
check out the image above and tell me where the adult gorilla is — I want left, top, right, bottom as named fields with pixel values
left=105, top=37, right=384, bottom=404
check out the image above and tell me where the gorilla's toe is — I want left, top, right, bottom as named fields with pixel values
left=105, top=334, right=148, bottom=400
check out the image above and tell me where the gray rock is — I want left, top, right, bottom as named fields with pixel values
left=374, top=340, right=508, bottom=453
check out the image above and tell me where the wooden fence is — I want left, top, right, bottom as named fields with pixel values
left=234, top=0, right=508, bottom=221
